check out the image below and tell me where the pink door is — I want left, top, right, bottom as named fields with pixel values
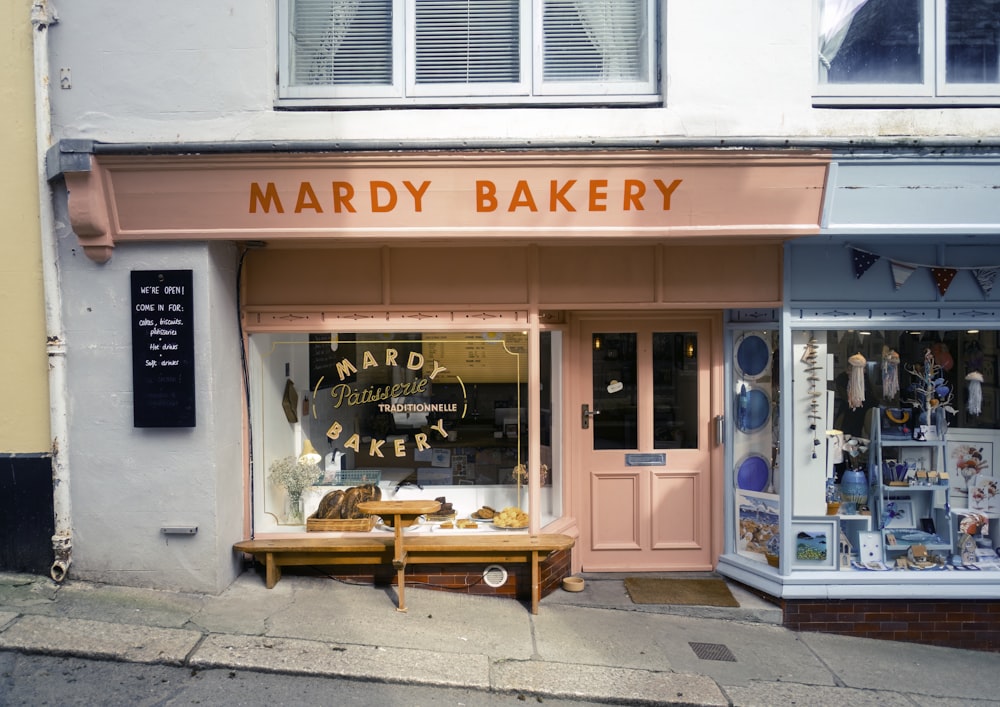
left=577, top=316, right=715, bottom=571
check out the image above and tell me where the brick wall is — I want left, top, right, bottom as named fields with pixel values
left=272, top=548, right=572, bottom=604
left=782, top=598, right=1000, bottom=652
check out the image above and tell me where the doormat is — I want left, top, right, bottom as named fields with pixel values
left=623, top=577, right=739, bottom=607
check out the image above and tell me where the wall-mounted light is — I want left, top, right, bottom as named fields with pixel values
left=593, top=335, right=602, bottom=351
left=299, top=439, right=321, bottom=466
left=685, top=336, right=697, bottom=359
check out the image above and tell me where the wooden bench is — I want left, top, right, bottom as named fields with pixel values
left=233, top=533, right=574, bottom=614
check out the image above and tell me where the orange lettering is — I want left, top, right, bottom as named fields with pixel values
left=653, top=179, right=682, bottom=210
left=249, top=182, right=284, bottom=214
left=550, top=180, right=577, bottom=211
left=403, top=180, right=431, bottom=212
left=508, top=180, right=538, bottom=212
left=623, top=179, right=645, bottom=210
left=295, top=182, right=323, bottom=213
left=588, top=179, right=608, bottom=212
left=476, top=180, right=498, bottom=212
left=332, top=182, right=356, bottom=213
left=370, top=181, right=397, bottom=213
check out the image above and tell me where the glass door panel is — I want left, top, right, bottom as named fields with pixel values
left=591, top=332, right=638, bottom=450
left=653, top=332, right=698, bottom=449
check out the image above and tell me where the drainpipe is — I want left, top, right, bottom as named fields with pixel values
left=31, top=1, right=71, bottom=583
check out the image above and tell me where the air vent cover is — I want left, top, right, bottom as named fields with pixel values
left=482, top=564, right=508, bottom=588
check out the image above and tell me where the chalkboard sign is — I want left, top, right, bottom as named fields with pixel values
left=131, top=270, right=195, bottom=427
left=309, top=333, right=355, bottom=390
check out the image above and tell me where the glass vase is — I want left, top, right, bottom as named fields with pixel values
left=285, top=493, right=304, bottom=524
left=840, top=469, right=868, bottom=515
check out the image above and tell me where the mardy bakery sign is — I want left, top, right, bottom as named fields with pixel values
left=249, top=177, right=683, bottom=215
left=66, top=152, right=828, bottom=260
left=323, top=347, right=452, bottom=460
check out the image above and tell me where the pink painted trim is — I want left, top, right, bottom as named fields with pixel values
left=66, top=151, right=831, bottom=262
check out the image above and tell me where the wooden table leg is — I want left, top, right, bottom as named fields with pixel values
left=530, top=550, right=540, bottom=614
left=265, top=553, right=281, bottom=589
left=393, top=520, right=407, bottom=612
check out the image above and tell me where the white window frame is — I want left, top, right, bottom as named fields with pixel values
left=531, top=0, right=657, bottom=98
left=278, top=0, right=405, bottom=100
left=276, top=0, right=660, bottom=107
left=404, top=1, right=532, bottom=98
left=934, top=0, right=1000, bottom=98
left=813, top=0, right=1000, bottom=106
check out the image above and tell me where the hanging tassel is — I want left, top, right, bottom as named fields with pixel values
left=881, top=347, right=900, bottom=400
left=966, top=371, right=984, bottom=416
left=848, top=353, right=866, bottom=410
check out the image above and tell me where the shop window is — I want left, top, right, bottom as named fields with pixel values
left=250, top=330, right=561, bottom=533
left=815, top=0, right=1000, bottom=104
left=731, top=329, right=781, bottom=567
left=277, top=0, right=658, bottom=106
left=768, top=328, right=1000, bottom=574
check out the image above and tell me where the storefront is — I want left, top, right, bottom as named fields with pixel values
left=52, top=145, right=828, bottom=596
left=717, top=149, right=1000, bottom=648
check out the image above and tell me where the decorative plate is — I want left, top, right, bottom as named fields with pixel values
left=736, top=388, right=771, bottom=434
left=735, top=453, right=771, bottom=492
left=735, top=333, right=772, bottom=380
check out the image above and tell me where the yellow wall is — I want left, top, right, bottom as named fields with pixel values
left=0, top=0, right=50, bottom=451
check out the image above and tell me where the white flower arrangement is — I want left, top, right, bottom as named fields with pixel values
left=268, top=455, right=321, bottom=506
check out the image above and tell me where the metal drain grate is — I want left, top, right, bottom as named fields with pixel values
left=689, top=642, right=737, bottom=662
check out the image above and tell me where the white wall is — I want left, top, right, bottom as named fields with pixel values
left=55, top=186, right=244, bottom=592
left=46, top=1, right=1000, bottom=146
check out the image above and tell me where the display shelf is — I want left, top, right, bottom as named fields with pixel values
left=837, top=513, right=872, bottom=557
left=870, top=407, right=952, bottom=562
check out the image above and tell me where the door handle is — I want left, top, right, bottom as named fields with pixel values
left=715, top=415, right=725, bottom=446
left=582, top=404, right=601, bottom=429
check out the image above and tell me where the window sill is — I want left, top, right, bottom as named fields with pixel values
left=274, top=94, right=664, bottom=110
left=813, top=95, right=1000, bottom=109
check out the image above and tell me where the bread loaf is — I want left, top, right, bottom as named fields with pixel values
left=316, top=490, right=345, bottom=520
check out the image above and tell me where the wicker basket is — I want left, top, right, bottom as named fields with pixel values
left=306, top=516, right=376, bottom=532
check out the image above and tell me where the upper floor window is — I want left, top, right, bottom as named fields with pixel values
left=277, top=0, right=658, bottom=106
left=816, top=0, right=1000, bottom=105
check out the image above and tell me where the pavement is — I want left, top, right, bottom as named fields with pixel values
left=0, top=568, right=997, bottom=707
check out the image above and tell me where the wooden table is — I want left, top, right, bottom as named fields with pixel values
left=357, top=499, right=440, bottom=612
left=233, top=532, right=575, bottom=613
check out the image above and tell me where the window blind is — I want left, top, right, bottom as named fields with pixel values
left=544, top=0, right=647, bottom=82
left=414, top=0, right=520, bottom=84
left=292, top=0, right=393, bottom=85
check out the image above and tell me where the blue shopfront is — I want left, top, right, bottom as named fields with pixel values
left=718, top=149, right=1000, bottom=651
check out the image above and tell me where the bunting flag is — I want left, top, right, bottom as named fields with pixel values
left=973, top=267, right=998, bottom=298
left=889, top=260, right=918, bottom=290
left=851, top=248, right=880, bottom=279
left=931, top=267, right=958, bottom=296
left=848, top=245, right=1000, bottom=300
